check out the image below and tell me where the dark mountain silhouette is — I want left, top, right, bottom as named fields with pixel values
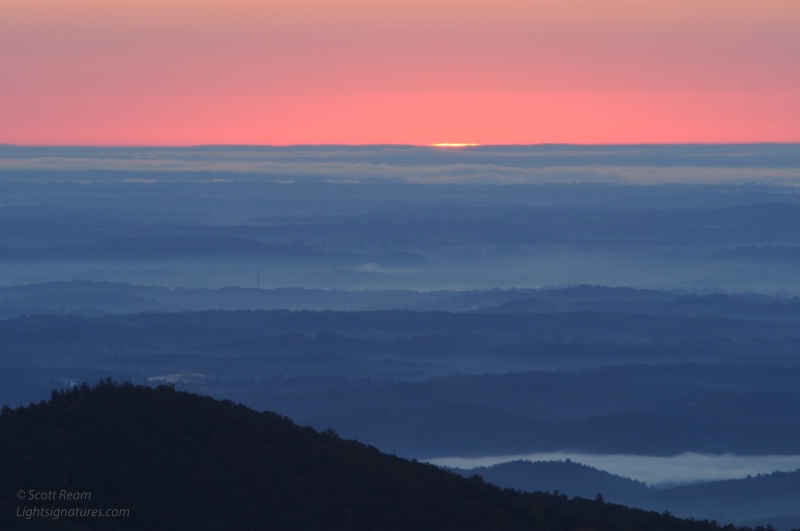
left=0, top=380, right=764, bottom=531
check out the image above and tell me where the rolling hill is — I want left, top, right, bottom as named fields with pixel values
left=0, top=380, right=764, bottom=531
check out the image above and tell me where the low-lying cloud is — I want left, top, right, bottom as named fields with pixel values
left=2, top=145, right=799, bottom=185
left=428, top=451, right=800, bottom=487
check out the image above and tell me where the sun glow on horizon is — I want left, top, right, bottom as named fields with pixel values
left=429, top=143, right=481, bottom=148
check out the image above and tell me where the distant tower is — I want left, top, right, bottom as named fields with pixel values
left=256, top=270, right=260, bottom=289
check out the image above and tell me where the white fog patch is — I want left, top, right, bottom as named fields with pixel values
left=355, top=263, right=416, bottom=275
left=147, top=373, right=209, bottom=384
left=426, top=451, right=800, bottom=487
left=325, top=178, right=360, bottom=184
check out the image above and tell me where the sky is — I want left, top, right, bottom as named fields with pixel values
left=2, top=0, right=799, bottom=146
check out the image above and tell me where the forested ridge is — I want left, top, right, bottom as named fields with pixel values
left=0, top=380, right=776, bottom=531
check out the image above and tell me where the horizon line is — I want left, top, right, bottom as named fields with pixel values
left=2, top=141, right=798, bottom=149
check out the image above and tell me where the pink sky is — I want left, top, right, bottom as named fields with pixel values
left=2, top=0, right=799, bottom=145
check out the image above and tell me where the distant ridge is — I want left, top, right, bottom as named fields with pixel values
left=450, top=459, right=653, bottom=504
left=453, top=459, right=800, bottom=530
